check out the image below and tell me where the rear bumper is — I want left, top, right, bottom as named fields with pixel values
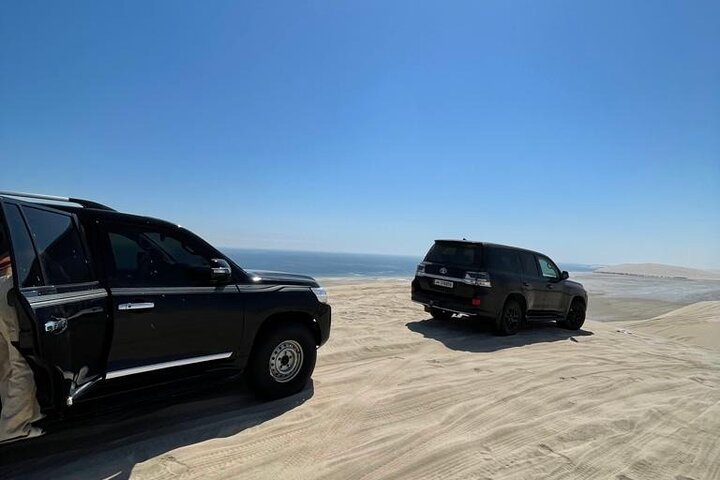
left=411, top=289, right=497, bottom=319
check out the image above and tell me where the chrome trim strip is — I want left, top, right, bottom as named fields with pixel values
left=105, top=352, right=233, bottom=379
left=417, top=272, right=468, bottom=283
left=111, top=286, right=239, bottom=295
left=111, top=285, right=288, bottom=295
left=26, top=289, right=108, bottom=308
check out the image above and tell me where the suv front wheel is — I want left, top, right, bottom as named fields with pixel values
left=247, top=323, right=317, bottom=399
left=558, top=298, right=586, bottom=330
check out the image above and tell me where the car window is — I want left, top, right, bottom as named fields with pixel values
left=2, top=205, right=43, bottom=288
left=519, top=251, right=540, bottom=277
left=424, top=243, right=481, bottom=266
left=538, top=255, right=559, bottom=279
left=22, top=206, right=93, bottom=286
left=106, top=225, right=214, bottom=287
left=486, top=247, right=522, bottom=274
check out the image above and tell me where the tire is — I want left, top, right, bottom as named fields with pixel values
left=495, top=298, right=523, bottom=336
left=430, top=308, right=454, bottom=320
left=558, top=298, right=586, bottom=330
left=247, top=323, right=317, bottom=400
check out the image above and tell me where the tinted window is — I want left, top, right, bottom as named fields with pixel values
left=519, top=251, right=540, bottom=277
left=486, top=247, right=522, bottom=274
left=538, top=256, right=560, bottom=279
left=424, top=243, right=481, bottom=266
left=23, top=207, right=93, bottom=285
left=106, top=225, right=214, bottom=287
left=3, top=205, right=43, bottom=288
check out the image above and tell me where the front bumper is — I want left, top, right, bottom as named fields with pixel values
left=315, top=303, right=332, bottom=346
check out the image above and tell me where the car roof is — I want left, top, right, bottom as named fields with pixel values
left=433, top=239, right=546, bottom=257
left=50, top=204, right=180, bottom=229
left=0, top=193, right=179, bottom=230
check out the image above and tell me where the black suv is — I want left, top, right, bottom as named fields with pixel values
left=0, top=191, right=331, bottom=415
left=412, top=240, right=587, bottom=335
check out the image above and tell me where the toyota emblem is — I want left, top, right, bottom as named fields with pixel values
left=440, top=267, right=448, bottom=274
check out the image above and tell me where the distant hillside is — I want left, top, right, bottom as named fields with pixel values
left=595, top=263, right=720, bottom=281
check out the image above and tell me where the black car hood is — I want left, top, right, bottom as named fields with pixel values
left=246, top=270, right=319, bottom=287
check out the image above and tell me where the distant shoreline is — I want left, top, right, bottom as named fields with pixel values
left=593, top=271, right=694, bottom=281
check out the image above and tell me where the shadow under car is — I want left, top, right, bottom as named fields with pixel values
left=406, top=316, right=593, bottom=353
left=0, top=375, right=314, bottom=480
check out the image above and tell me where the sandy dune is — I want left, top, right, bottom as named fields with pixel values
left=626, top=301, right=720, bottom=352
left=595, top=263, right=720, bottom=281
left=1, top=279, right=719, bottom=480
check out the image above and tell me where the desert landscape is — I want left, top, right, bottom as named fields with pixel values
left=1, top=272, right=719, bottom=480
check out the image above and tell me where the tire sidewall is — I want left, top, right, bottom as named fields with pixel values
left=496, top=299, right=522, bottom=335
left=248, top=323, right=317, bottom=400
left=564, top=299, right=586, bottom=330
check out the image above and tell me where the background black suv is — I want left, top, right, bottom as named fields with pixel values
left=412, top=240, right=587, bottom=335
left=0, top=191, right=331, bottom=415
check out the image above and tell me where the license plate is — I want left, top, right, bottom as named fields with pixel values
left=433, top=279, right=454, bottom=288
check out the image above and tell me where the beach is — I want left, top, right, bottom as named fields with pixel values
left=1, top=275, right=719, bottom=479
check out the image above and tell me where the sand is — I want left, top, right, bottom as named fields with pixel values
left=1, top=279, right=719, bottom=480
left=595, top=263, right=720, bottom=281
left=626, top=301, right=720, bottom=352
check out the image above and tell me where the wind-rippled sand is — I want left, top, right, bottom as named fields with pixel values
left=2, top=279, right=719, bottom=480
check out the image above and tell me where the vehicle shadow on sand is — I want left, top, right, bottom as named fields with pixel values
left=406, top=316, right=593, bottom=353
left=0, top=377, right=313, bottom=480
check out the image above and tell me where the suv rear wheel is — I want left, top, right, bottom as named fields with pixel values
left=558, top=298, right=586, bottom=330
left=495, top=298, right=523, bottom=336
left=430, top=308, right=454, bottom=320
left=247, top=323, right=317, bottom=399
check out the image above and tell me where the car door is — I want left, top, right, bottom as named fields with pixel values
left=98, top=220, right=244, bottom=378
left=1, top=200, right=111, bottom=405
left=518, top=251, right=546, bottom=314
left=537, top=255, right=565, bottom=313
left=485, top=246, right=525, bottom=303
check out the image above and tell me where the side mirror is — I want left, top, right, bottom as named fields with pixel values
left=209, top=258, right=232, bottom=283
left=561, top=271, right=569, bottom=280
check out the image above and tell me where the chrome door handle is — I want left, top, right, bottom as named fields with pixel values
left=118, top=302, right=155, bottom=311
left=45, top=317, right=68, bottom=334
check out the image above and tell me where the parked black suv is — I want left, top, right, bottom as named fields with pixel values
left=0, top=191, right=331, bottom=415
left=412, top=240, right=587, bottom=335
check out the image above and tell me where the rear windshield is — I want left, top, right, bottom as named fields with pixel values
left=424, top=242, right=482, bottom=267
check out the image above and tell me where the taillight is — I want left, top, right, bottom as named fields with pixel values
left=416, top=263, right=426, bottom=275
left=471, top=298, right=481, bottom=306
left=464, top=272, right=491, bottom=287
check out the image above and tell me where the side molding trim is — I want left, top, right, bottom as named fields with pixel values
left=105, top=352, right=233, bottom=379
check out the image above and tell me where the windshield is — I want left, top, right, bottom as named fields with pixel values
left=424, top=242, right=482, bottom=267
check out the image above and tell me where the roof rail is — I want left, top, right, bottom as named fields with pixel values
left=0, top=191, right=115, bottom=211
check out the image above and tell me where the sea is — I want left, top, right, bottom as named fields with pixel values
left=222, top=248, right=595, bottom=278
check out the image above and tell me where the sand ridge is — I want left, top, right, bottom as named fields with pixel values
left=626, top=301, right=720, bottom=352
left=595, top=263, right=720, bottom=281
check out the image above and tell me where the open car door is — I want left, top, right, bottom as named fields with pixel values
left=1, top=199, right=111, bottom=407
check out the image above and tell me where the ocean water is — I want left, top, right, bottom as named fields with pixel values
left=222, top=248, right=593, bottom=278
left=223, top=248, right=421, bottom=277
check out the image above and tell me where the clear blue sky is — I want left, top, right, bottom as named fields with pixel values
left=2, top=1, right=719, bottom=268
